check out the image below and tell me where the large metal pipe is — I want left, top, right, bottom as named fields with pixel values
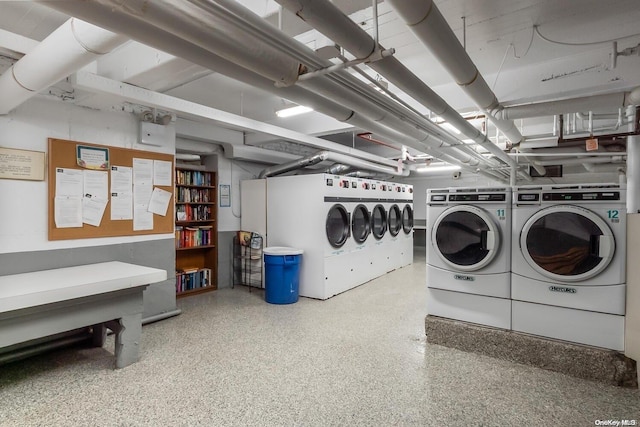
left=497, top=92, right=630, bottom=121
left=41, top=1, right=498, bottom=179
left=387, top=0, right=527, bottom=150
left=0, top=18, right=127, bottom=114
left=274, top=0, right=526, bottom=179
left=191, top=0, right=502, bottom=171
left=112, top=0, right=302, bottom=87
left=259, top=150, right=409, bottom=178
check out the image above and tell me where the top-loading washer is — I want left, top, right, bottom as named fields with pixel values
left=426, top=187, right=512, bottom=329
left=511, top=184, right=626, bottom=350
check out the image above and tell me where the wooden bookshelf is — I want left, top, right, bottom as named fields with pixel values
left=175, top=168, right=217, bottom=297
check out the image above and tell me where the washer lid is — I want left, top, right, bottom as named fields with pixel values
left=432, top=205, right=500, bottom=272
left=520, top=205, right=615, bottom=282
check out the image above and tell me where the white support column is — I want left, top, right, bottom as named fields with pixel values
left=626, top=106, right=639, bottom=213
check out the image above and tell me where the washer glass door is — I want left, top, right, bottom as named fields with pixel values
left=521, top=205, right=615, bottom=282
left=433, top=206, right=499, bottom=271
left=371, top=204, right=387, bottom=240
left=352, top=204, right=371, bottom=244
left=388, top=204, right=402, bottom=236
left=402, top=205, right=414, bottom=234
left=326, top=204, right=350, bottom=248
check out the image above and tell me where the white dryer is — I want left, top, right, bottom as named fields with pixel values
left=368, top=180, right=389, bottom=277
left=267, top=173, right=385, bottom=300
left=388, top=182, right=413, bottom=269
left=511, top=184, right=626, bottom=351
left=426, top=187, right=512, bottom=329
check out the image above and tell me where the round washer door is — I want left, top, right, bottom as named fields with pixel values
left=352, top=204, right=371, bottom=244
left=326, top=204, right=350, bottom=248
left=371, top=204, right=387, bottom=240
left=402, top=204, right=414, bottom=234
left=388, top=204, right=402, bottom=236
left=432, top=205, right=500, bottom=272
left=520, top=205, right=615, bottom=282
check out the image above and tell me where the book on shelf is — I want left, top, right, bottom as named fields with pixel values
left=175, top=225, right=214, bottom=248
left=175, top=267, right=213, bottom=293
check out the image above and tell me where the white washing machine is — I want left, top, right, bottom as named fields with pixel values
left=511, top=184, right=626, bottom=351
left=267, top=173, right=385, bottom=300
left=426, top=187, right=512, bottom=329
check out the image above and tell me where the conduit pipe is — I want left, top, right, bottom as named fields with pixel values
left=259, top=150, right=410, bottom=178
left=387, top=0, right=532, bottom=157
left=42, top=1, right=505, bottom=180
left=0, top=18, right=127, bottom=114
left=274, top=0, right=525, bottom=177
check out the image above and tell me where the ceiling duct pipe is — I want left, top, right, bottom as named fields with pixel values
left=190, top=0, right=503, bottom=173
left=496, top=92, right=634, bottom=121
left=105, top=0, right=302, bottom=87
left=259, top=150, right=410, bottom=178
left=41, top=1, right=500, bottom=180
left=0, top=18, right=127, bottom=114
left=273, top=0, right=526, bottom=179
left=387, top=0, right=542, bottom=175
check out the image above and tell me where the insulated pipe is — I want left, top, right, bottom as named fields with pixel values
left=627, top=87, right=640, bottom=106
left=40, top=1, right=491, bottom=178
left=259, top=150, right=410, bottom=178
left=0, top=18, right=127, bottom=114
left=535, top=156, right=624, bottom=166
left=582, top=163, right=628, bottom=173
left=274, top=0, right=525, bottom=179
left=387, top=0, right=526, bottom=148
left=498, top=93, right=627, bottom=121
left=626, top=106, right=640, bottom=213
left=192, top=0, right=499, bottom=171
left=104, top=0, right=302, bottom=86
left=41, top=2, right=508, bottom=181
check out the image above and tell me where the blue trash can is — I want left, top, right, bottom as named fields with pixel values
left=263, top=247, right=304, bottom=304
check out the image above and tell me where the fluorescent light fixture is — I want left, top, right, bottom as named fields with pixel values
left=275, top=105, right=313, bottom=118
left=416, top=164, right=462, bottom=173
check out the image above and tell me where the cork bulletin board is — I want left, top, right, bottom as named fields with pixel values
left=48, top=138, right=174, bottom=240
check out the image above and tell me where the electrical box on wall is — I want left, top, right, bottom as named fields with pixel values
left=139, top=121, right=171, bottom=147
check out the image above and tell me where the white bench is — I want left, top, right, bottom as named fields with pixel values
left=0, top=261, right=167, bottom=368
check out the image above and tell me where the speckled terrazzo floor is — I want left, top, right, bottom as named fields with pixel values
left=1, top=250, right=639, bottom=426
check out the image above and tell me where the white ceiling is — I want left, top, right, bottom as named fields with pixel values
left=0, top=0, right=639, bottom=178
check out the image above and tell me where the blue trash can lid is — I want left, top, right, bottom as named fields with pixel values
left=264, top=246, right=304, bottom=256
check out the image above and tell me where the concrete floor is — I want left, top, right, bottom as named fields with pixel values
left=1, top=250, right=639, bottom=426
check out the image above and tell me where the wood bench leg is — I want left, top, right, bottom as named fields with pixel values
left=105, top=314, right=142, bottom=369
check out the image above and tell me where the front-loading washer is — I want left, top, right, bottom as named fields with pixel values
left=511, top=184, right=626, bottom=350
left=426, top=187, right=512, bottom=329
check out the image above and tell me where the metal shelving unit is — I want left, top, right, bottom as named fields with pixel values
left=232, top=233, right=263, bottom=291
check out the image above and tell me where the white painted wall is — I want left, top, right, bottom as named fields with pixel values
left=0, top=96, right=175, bottom=254
left=204, top=153, right=264, bottom=232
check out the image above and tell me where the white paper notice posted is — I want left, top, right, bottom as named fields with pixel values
left=0, top=147, right=45, bottom=181
left=148, top=187, right=172, bottom=216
